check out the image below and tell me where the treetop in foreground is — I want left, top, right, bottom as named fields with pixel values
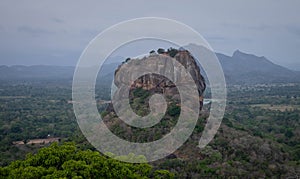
left=0, top=142, right=174, bottom=179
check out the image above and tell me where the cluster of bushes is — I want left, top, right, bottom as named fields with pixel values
left=152, top=48, right=179, bottom=58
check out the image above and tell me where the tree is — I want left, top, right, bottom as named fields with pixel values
left=167, top=48, right=178, bottom=57
left=285, top=129, right=294, bottom=138
left=149, top=50, right=156, bottom=54
left=125, top=58, right=131, bottom=63
left=0, top=142, right=174, bottom=178
left=157, top=48, right=165, bottom=54
left=167, top=104, right=180, bottom=117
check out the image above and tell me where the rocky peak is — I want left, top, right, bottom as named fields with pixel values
left=232, top=50, right=265, bottom=60
left=232, top=50, right=244, bottom=58
left=114, top=48, right=206, bottom=109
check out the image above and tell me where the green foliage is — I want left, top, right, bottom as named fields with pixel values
left=157, top=48, right=165, bottom=54
left=223, top=117, right=233, bottom=127
left=167, top=104, right=180, bottom=117
left=130, top=88, right=151, bottom=116
left=125, top=58, right=131, bottom=63
left=154, top=170, right=175, bottom=179
left=149, top=50, right=155, bottom=54
left=132, top=87, right=150, bottom=100
left=291, top=144, right=300, bottom=160
left=166, top=48, right=178, bottom=58
left=0, top=142, right=174, bottom=178
left=1, top=68, right=300, bottom=178
left=284, top=128, right=294, bottom=138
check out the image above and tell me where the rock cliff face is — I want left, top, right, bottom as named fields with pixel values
left=114, top=49, right=206, bottom=109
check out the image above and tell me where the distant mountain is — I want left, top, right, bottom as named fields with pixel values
left=0, top=65, right=74, bottom=80
left=0, top=50, right=299, bottom=85
left=0, top=63, right=119, bottom=81
left=216, top=50, right=300, bottom=84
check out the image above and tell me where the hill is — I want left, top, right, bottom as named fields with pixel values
left=216, top=50, right=300, bottom=84
left=0, top=49, right=299, bottom=85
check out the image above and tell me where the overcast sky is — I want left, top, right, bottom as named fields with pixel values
left=0, top=0, right=299, bottom=70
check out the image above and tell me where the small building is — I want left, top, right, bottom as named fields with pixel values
left=13, top=137, right=61, bottom=145
left=12, top=141, right=25, bottom=145
left=26, top=137, right=60, bottom=145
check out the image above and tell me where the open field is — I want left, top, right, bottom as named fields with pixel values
left=251, top=104, right=300, bottom=112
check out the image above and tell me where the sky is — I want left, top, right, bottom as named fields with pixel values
left=0, top=0, right=300, bottom=70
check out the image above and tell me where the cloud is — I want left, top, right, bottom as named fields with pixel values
left=0, top=25, right=4, bottom=32
left=17, top=25, right=54, bottom=36
left=286, top=26, right=300, bottom=36
left=79, top=29, right=100, bottom=36
left=206, top=36, right=226, bottom=42
left=0, top=0, right=299, bottom=66
left=51, top=17, right=65, bottom=23
left=221, top=23, right=273, bottom=31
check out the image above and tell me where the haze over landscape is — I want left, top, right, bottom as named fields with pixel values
left=0, top=1, right=300, bottom=178
left=0, top=1, right=300, bottom=70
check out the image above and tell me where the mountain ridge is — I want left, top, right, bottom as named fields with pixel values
left=215, top=50, right=300, bottom=84
left=1, top=50, right=299, bottom=84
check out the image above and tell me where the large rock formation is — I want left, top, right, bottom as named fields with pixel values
left=114, top=48, right=206, bottom=109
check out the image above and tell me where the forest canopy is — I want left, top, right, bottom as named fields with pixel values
left=0, top=142, right=174, bottom=179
